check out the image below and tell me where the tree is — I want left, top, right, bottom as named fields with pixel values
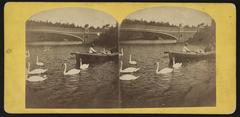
left=84, top=24, right=89, bottom=28
left=92, top=26, right=118, bottom=48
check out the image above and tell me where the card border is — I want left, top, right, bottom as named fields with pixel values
left=3, top=2, right=237, bottom=114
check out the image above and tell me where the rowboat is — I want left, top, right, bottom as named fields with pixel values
left=165, top=51, right=215, bottom=66
left=71, top=52, right=119, bottom=68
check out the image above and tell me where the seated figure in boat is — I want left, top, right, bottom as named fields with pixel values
left=182, top=43, right=191, bottom=53
left=89, top=44, right=97, bottom=53
left=101, top=47, right=111, bottom=54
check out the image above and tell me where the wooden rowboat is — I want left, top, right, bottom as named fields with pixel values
left=165, top=51, right=215, bottom=66
left=71, top=52, right=119, bottom=68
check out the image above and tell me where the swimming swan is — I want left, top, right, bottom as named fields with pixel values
left=156, top=62, right=173, bottom=74
left=27, top=75, right=47, bottom=82
left=129, top=54, right=137, bottom=65
left=63, top=63, right=80, bottom=75
left=172, top=57, right=182, bottom=69
left=36, top=56, right=44, bottom=66
left=120, top=61, right=140, bottom=73
left=27, top=62, right=48, bottom=75
left=80, top=58, right=89, bottom=70
left=120, top=74, right=140, bottom=80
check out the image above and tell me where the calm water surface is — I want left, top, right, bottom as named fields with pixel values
left=26, top=44, right=215, bottom=108
left=119, top=44, right=215, bottom=107
left=26, top=45, right=120, bottom=108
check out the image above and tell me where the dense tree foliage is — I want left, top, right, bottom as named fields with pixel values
left=26, top=20, right=112, bottom=30
left=122, top=19, right=202, bottom=28
left=92, top=25, right=118, bottom=48
left=122, top=19, right=177, bottom=27
left=187, top=19, right=215, bottom=45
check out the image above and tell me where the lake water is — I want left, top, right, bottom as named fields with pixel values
left=26, top=45, right=120, bottom=108
left=119, top=44, right=215, bottom=107
left=26, top=43, right=215, bottom=108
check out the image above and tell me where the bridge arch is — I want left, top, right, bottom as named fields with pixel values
left=27, top=29, right=84, bottom=42
left=26, top=7, right=118, bottom=44
left=120, top=6, right=215, bottom=43
left=121, top=28, right=178, bottom=40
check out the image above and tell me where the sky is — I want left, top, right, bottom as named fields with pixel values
left=126, top=7, right=213, bottom=26
left=29, top=8, right=117, bottom=27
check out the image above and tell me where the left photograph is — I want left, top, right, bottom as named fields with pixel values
left=25, top=8, right=120, bottom=108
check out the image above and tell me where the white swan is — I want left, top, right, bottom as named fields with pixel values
left=26, top=50, right=30, bottom=58
left=80, top=58, right=89, bottom=70
left=120, top=74, right=140, bottom=80
left=27, top=75, right=47, bottom=82
left=36, top=56, right=44, bottom=66
left=119, top=48, right=124, bottom=56
left=129, top=54, right=137, bottom=65
left=120, top=61, right=140, bottom=73
left=156, top=62, right=173, bottom=74
left=27, top=62, right=48, bottom=75
left=172, top=57, right=182, bottom=69
left=63, top=63, right=80, bottom=75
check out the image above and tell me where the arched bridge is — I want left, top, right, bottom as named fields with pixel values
left=26, top=27, right=101, bottom=43
left=120, top=27, right=197, bottom=42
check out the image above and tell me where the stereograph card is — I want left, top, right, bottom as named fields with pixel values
left=4, top=2, right=236, bottom=114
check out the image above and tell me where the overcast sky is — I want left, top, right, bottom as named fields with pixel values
left=126, top=7, right=213, bottom=26
left=29, top=8, right=117, bottom=27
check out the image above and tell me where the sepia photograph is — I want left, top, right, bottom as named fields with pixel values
left=25, top=8, right=119, bottom=108
left=119, top=7, right=216, bottom=107
left=25, top=6, right=216, bottom=108
left=4, top=2, right=236, bottom=114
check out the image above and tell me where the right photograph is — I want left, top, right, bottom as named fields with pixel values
left=119, top=7, right=216, bottom=108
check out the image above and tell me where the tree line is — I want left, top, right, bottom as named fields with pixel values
left=26, top=20, right=115, bottom=30
left=122, top=19, right=208, bottom=28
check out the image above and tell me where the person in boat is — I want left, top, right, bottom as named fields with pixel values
left=182, top=43, right=192, bottom=53
left=89, top=44, right=97, bottom=53
left=101, top=47, right=111, bottom=54
left=102, top=48, right=106, bottom=54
